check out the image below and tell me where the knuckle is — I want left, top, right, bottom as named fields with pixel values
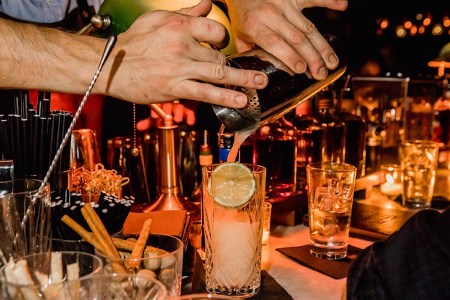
left=289, top=30, right=307, bottom=46
left=213, top=63, right=228, bottom=81
left=301, top=21, right=317, bottom=35
left=259, top=2, right=278, bottom=15
left=263, top=32, right=283, bottom=46
left=165, top=14, right=189, bottom=30
left=215, top=52, right=227, bottom=65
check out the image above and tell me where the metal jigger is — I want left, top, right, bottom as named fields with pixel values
left=142, top=104, right=200, bottom=220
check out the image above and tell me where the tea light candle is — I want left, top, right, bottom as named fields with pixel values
left=380, top=164, right=402, bottom=198
left=380, top=180, right=402, bottom=197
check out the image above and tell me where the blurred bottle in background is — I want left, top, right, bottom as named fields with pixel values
left=217, top=132, right=235, bottom=163
left=338, top=84, right=367, bottom=178
left=312, top=87, right=346, bottom=163
left=434, top=78, right=450, bottom=169
left=253, top=116, right=297, bottom=201
left=179, top=130, right=200, bottom=201
left=291, top=102, right=323, bottom=191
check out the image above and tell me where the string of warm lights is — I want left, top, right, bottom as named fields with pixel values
left=376, top=13, right=450, bottom=38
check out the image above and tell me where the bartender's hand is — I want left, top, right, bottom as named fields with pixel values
left=136, top=101, right=197, bottom=131
left=225, top=0, right=348, bottom=80
left=100, top=0, right=268, bottom=108
left=1, top=0, right=267, bottom=108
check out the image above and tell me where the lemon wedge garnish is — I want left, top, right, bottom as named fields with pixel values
left=209, top=163, right=256, bottom=207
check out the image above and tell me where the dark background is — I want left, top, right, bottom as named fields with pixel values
left=306, top=0, right=450, bottom=78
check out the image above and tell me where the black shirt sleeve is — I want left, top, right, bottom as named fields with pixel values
left=347, top=208, right=450, bottom=300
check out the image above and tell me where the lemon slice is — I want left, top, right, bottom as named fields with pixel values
left=209, top=163, right=256, bottom=207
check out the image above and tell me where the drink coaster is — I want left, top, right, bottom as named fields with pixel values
left=276, top=245, right=363, bottom=279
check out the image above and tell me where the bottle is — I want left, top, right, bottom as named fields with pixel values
left=313, top=88, right=346, bottom=163
left=199, top=130, right=213, bottom=167
left=179, top=130, right=199, bottom=199
left=218, top=132, right=235, bottom=163
left=433, top=78, right=450, bottom=169
left=212, top=34, right=347, bottom=133
left=365, top=135, right=382, bottom=174
left=253, top=116, right=297, bottom=200
left=338, top=84, right=367, bottom=178
left=190, top=130, right=214, bottom=203
left=291, top=101, right=323, bottom=191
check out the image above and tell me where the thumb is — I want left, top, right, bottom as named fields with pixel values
left=178, top=0, right=212, bottom=17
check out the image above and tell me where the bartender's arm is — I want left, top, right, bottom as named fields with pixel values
left=0, top=0, right=267, bottom=108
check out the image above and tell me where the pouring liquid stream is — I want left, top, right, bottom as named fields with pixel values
left=226, top=123, right=258, bottom=163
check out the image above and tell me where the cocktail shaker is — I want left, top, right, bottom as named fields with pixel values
left=213, top=35, right=347, bottom=132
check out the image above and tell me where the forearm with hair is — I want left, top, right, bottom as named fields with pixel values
left=0, top=17, right=107, bottom=94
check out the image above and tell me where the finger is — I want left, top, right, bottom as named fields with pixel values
left=189, top=43, right=228, bottom=65
left=175, top=80, right=253, bottom=108
left=234, top=36, right=254, bottom=53
left=284, top=10, right=339, bottom=73
left=178, top=0, right=212, bottom=17
left=182, top=59, right=268, bottom=91
left=188, top=15, right=230, bottom=49
left=252, top=23, right=309, bottom=74
left=300, top=0, right=348, bottom=11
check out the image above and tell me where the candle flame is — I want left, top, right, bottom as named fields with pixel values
left=386, top=174, right=395, bottom=184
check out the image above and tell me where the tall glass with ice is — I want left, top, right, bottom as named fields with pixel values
left=202, top=163, right=266, bottom=297
left=306, top=162, right=356, bottom=260
left=400, top=140, right=439, bottom=208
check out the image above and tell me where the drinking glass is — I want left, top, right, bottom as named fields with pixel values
left=306, top=162, right=356, bottom=260
left=0, top=251, right=103, bottom=299
left=0, top=160, right=14, bottom=195
left=202, top=164, right=266, bottom=297
left=96, top=233, right=184, bottom=298
left=400, top=140, right=439, bottom=208
left=67, top=273, right=167, bottom=300
left=262, top=202, right=272, bottom=245
left=177, top=294, right=238, bottom=299
left=0, top=179, right=51, bottom=262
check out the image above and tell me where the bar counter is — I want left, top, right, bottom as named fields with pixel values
left=126, top=169, right=449, bottom=298
left=262, top=224, right=373, bottom=300
left=261, top=168, right=449, bottom=299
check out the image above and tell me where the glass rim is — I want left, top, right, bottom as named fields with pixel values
left=202, top=163, right=266, bottom=174
left=306, top=162, right=357, bottom=173
left=73, top=272, right=168, bottom=298
left=177, top=293, right=241, bottom=299
left=380, top=164, right=400, bottom=171
left=96, top=233, right=183, bottom=262
left=0, top=178, right=50, bottom=198
left=0, top=251, right=104, bottom=288
left=402, top=140, right=439, bottom=147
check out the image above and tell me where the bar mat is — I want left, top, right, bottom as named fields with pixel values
left=190, top=248, right=292, bottom=299
left=250, top=270, right=293, bottom=300
left=276, top=245, right=363, bottom=279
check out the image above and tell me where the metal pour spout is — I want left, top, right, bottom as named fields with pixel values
left=143, top=104, right=200, bottom=220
